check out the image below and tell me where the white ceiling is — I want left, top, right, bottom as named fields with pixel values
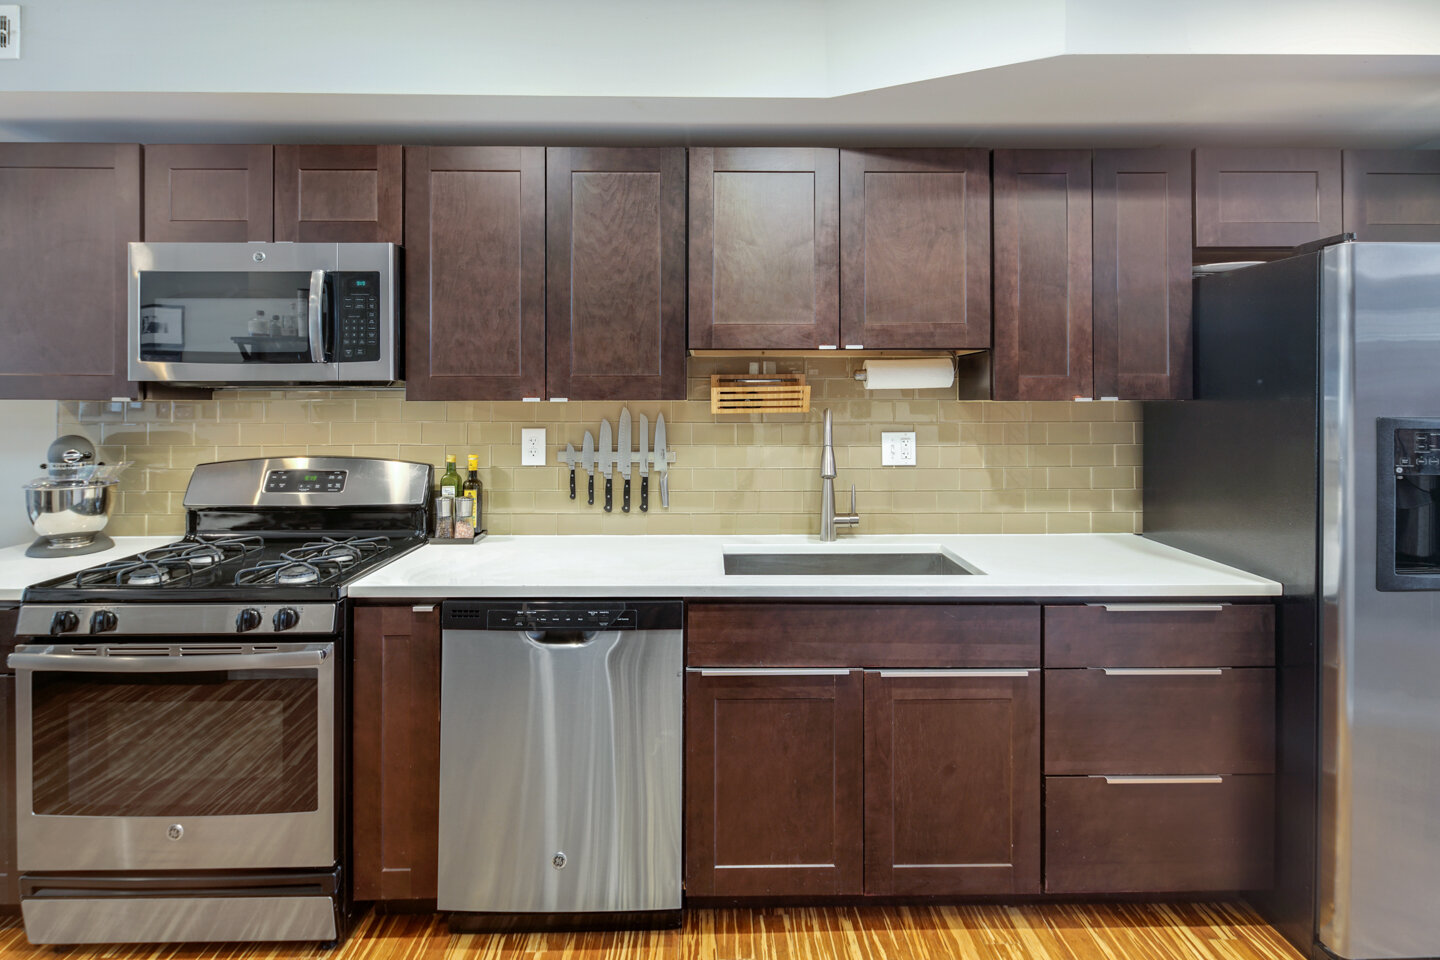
left=3, top=0, right=1439, bottom=146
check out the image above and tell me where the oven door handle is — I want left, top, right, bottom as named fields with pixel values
left=7, top=644, right=332, bottom=673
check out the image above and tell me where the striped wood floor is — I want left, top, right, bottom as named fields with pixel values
left=0, top=901, right=1305, bottom=960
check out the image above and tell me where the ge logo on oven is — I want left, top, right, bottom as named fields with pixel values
left=167, top=824, right=184, bottom=841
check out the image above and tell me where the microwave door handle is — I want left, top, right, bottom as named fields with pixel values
left=308, top=269, right=327, bottom=363
left=7, top=646, right=331, bottom=673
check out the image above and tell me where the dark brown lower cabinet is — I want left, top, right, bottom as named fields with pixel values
left=352, top=604, right=441, bottom=902
left=1045, top=774, right=1274, bottom=893
left=863, top=670, right=1040, bottom=895
left=684, top=669, right=864, bottom=897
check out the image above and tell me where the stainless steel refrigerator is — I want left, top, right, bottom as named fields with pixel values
left=1145, top=241, right=1440, bottom=960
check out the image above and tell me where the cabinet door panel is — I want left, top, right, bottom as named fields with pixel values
left=143, top=145, right=273, bottom=242
left=404, top=146, right=546, bottom=400
left=993, top=150, right=1093, bottom=400
left=840, top=149, right=990, bottom=349
left=1343, top=150, right=1440, bottom=241
left=864, top=671, right=1040, bottom=895
left=275, top=145, right=403, bottom=243
left=1194, top=148, right=1341, bottom=248
left=547, top=147, right=686, bottom=400
left=685, top=670, right=863, bottom=897
left=1093, top=149, right=1192, bottom=400
left=0, top=143, right=140, bottom=400
left=690, top=148, right=839, bottom=349
left=352, top=604, right=441, bottom=901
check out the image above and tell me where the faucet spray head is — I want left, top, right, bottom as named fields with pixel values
left=820, top=408, right=837, bottom=479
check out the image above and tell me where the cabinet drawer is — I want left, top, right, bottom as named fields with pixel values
left=1045, top=667, right=1273, bottom=775
left=687, top=604, right=1040, bottom=669
left=1044, top=603, right=1273, bottom=668
left=1045, top=774, right=1273, bottom=893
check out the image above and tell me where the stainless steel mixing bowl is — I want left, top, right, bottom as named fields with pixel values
left=23, top=477, right=118, bottom=548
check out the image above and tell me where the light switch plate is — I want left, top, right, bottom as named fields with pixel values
left=882, top=431, right=916, bottom=466
left=521, top=428, right=546, bottom=465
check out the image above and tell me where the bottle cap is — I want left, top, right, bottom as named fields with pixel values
left=445, top=454, right=456, bottom=463
left=467, top=455, right=479, bottom=470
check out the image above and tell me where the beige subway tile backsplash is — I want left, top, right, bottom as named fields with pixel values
left=58, top=359, right=1143, bottom=535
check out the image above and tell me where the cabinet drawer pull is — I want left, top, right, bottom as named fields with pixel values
left=1097, top=775, right=1225, bottom=785
left=412, top=604, right=436, bottom=613
left=876, top=669, right=1034, bottom=678
left=1098, top=667, right=1225, bottom=676
left=691, top=668, right=852, bottom=677
left=1091, top=603, right=1226, bottom=613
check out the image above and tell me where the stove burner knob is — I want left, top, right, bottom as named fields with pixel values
left=48, top=610, right=79, bottom=636
left=235, top=608, right=263, bottom=633
left=89, top=610, right=118, bottom=634
left=272, top=607, right=301, bottom=632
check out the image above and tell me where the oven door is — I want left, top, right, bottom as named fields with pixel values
left=10, top=642, right=334, bottom=872
left=127, top=242, right=397, bottom=384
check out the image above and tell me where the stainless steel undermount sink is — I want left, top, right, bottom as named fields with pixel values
left=722, top=550, right=977, bottom=577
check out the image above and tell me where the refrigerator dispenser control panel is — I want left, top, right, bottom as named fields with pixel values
left=1394, top=428, right=1440, bottom=475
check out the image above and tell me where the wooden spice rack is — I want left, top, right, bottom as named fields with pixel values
left=710, top=373, right=811, bottom=414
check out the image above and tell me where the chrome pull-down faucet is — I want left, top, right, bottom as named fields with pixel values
left=820, top=408, right=860, bottom=542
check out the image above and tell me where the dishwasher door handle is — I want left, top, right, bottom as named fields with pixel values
left=525, top=629, right=600, bottom=646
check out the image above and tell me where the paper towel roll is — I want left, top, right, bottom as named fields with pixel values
left=862, top=357, right=955, bottom=391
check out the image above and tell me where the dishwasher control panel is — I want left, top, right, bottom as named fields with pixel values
left=442, top=599, right=683, bottom=632
left=489, top=607, right=636, bottom=631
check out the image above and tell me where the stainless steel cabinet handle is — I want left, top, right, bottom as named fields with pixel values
left=8, top=644, right=332, bottom=673
left=1097, top=775, right=1225, bottom=785
left=876, top=669, right=1034, bottom=678
left=1098, top=667, right=1225, bottom=676
left=308, top=269, right=327, bottom=363
left=412, top=604, right=436, bottom=613
left=1092, top=603, right=1226, bottom=613
left=691, top=668, right=852, bottom=677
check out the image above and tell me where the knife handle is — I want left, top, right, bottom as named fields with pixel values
left=587, top=473, right=594, bottom=505
left=604, top=476, right=613, bottom=512
left=622, top=477, right=631, bottom=513
left=569, top=466, right=576, bottom=500
left=640, top=475, right=649, bottom=512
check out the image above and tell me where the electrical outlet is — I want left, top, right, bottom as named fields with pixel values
left=521, top=428, right=546, bottom=466
left=881, top=431, right=917, bottom=466
left=0, top=7, right=19, bottom=59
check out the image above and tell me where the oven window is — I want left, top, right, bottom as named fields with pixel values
left=31, top=669, right=320, bottom=817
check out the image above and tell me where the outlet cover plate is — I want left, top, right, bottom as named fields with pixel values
left=0, top=7, right=19, bottom=59
left=881, top=431, right=917, bottom=466
left=521, top=427, right=546, bottom=466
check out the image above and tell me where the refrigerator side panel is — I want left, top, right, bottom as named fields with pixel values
left=1144, top=254, right=1322, bottom=956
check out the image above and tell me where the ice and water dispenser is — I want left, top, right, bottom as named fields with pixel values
left=1378, top=418, right=1440, bottom=590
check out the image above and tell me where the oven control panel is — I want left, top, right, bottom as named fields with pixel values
left=265, top=469, right=347, bottom=494
left=16, top=604, right=339, bottom=637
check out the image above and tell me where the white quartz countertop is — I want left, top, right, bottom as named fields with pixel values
left=0, top=537, right=176, bottom=602
left=347, top=534, right=1280, bottom=600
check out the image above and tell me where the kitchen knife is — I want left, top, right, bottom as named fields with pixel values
left=582, top=431, right=596, bottom=505
left=654, top=413, right=669, bottom=509
left=599, top=418, right=614, bottom=512
left=564, top=443, right=577, bottom=499
left=618, top=407, right=632, bottom=513
left=638, top=413, right=650, bottom=513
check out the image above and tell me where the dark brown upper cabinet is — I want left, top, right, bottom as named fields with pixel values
left=689, top=147, right=840, bottom=350
left=547, top=147, right=687, bottom=401
left=684, top=669, right=864, bottom=898
left=1194, top=147, right=1342, bottom=248
left=839, top=149, right=990, bottom=350
left=143, top=145, right=274, bottom=242
left=1092, top=149, right=1192, bottom=400
left=275, top=145, right=403, bottom=244
left=352, top=604, right=441, bottom=902
left=404, top=146, right=546, bottom=401
left=1343, top=150, right=1440, bottom=241
left=0, top=143, right=140, bottom=400
left=863, top=669, right=1040, bottom=896
left=992, top=150, right=1094, bottom=401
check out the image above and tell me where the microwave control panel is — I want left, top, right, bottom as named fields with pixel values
left=1394, top=427, right=1440, bottom=476
left=336, top=272, right=381, bottom=362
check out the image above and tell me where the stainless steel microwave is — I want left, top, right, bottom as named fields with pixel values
left=128, top=242, right=399, bottom=385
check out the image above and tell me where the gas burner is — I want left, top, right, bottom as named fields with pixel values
left=318, top=544, right=361, bottom=565
left=234, top=558, right=336, bottom=587
left=124, top=565, right=170, bottom=586
left=179, top=544, right=224, bottom=567
left=276, top=563, right=320, bottom=585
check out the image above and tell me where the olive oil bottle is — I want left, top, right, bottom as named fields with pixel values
left=462, top=455, right=483, bottom=531
left=439, top=455, right=461, bottom=499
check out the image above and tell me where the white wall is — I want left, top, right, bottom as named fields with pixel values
left=0, top=400, right=58, bottom=547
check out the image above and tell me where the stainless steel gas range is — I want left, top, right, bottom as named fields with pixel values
left=10, top=456, right=431, bottom=945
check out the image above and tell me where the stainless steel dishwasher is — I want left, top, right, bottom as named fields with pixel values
left=438, top=600, right=683, bottom=927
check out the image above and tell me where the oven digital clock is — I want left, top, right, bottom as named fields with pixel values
left=264, top=469, right=348, bottom=493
